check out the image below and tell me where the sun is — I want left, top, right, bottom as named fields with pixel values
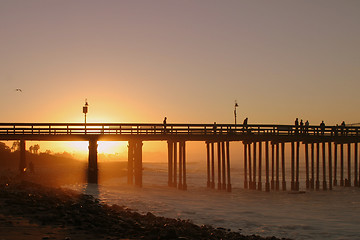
left=98, top=141, right=127, bottom=154
left=65, top=141, right=127, bottom=155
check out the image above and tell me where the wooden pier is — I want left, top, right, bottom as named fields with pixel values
left=0, top=122, right=359, bottom=192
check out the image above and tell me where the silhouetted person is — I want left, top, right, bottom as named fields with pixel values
left=333, top=125, right=338, bottom=136
left=305, top=120, right=309, bottom=134
left=341, top=121, right=346, bottom=135
left=294, top=118, right=299, bottom=135
left=243, top=118, right=248, bottom=130
left=300, top=119, right=304, bottom=134
left=320, top=121, right=325, bottom=135
left=163, top=117, right=167, bottom=133
left=213, top=122, right=217, bottom=134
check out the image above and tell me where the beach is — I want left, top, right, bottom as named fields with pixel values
left=0, top=175, right=286, bottom=240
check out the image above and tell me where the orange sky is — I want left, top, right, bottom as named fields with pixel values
left=1, top=1, right=360, bottom=156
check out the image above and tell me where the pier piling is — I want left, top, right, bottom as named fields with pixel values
left=265, top=141, right=270, bottom=192
left=281, top=142, right=286, bottom=191
left=88, top=138, right=98, bottom=184
left=258, top=142, right=262, bottom=191
left=19, top=140, right=26, bottom=175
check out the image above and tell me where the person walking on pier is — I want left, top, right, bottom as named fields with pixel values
left=320, top=121, right=325, bottom=135
left=341, top=121, right=346, bottom=135
left=213, top=122, right=217, bottom=134
left=294, top=118, right=299, bottom=135
left=163, top=117, right=167, bottom=133
left=300, top=119, right=304, bottom=134
left=243, top=118, right=248, bottom=132
left=305, top=120, right=309, bottom=134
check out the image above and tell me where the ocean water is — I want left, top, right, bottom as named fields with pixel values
left=66, top=162, right=360, bottom=240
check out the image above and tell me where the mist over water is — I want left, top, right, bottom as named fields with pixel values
left=67, top=162, right=360, bottom=240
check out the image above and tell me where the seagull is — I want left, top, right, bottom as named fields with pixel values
left=15, top=88, right=22, bottom=92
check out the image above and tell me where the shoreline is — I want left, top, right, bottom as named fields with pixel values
left=0, top=176, right=289, bottom=240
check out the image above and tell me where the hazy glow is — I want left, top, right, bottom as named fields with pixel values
left=63, top=141, right=127, bottom=155
left=1, top=1, right=360, bottom=155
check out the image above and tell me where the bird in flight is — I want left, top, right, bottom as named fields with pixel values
left=15, top=88, right=22, bottom=92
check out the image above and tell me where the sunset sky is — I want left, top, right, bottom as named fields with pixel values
left=1, top=1, right=360, bottom=155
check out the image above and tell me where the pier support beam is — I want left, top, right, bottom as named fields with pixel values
left=322, top=142, right=327, bottom=190
left=128, top=141, right=134, bottom=185
left=291, top=142, right=295, bottom=191
left=340, top=144, right=344, bottom=186
left=174, top=141, right=178, bottom=187
left=311, top=143, right=315, bottom=189
left=275, top=143, right=280, bottom=191
left=258, top=141, right=262, bottom=191
left=134, top=141, right=143, bottom=187
left=19, top=140, right=26, bottom=175
left=178, top=142, right=183, bottom=189
left=226, top=141, right=232, bottom=192
left=88, top=138, right=98, bottom=184
left=316, top=143, right=320, bottom=190
left=167, top=141, right=173, bottom=187
left=128, top=140, right=143, bottom=187
left=253, top=142, right=257, bottom=190
left=206, top=142, right=210, bottom=188
left=281, top=142, right=286, bottom=191
left=271, top=143, right=275, bottom=190
left=355, top=143, right=359, bottom=187
left=305, top=143, right=309, bottom=189
left=334, top=143, right=338, bottom=186
left=211, top=142, right=215, bottom=189
left=265, top=141, right=270, bottom=192
left=328, top=142, right=332, bottom=190
left=178, top=141, right=187, bottom=190
left=217, top=142, right=222, bottom=190
left=222, top=142, right=226, bottom=190
left=295, top=141, right=300, bottom=191
left=248, top=143, right=252, bottom=190
left=244, top=143, right=248, bottom=189
left=346, top=143, right=351, bottom=187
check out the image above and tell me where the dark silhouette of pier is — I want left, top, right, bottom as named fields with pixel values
left=1, top=122, right=359, bottom=192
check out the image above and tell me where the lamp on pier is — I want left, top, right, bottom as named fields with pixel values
left=83, top=99, right=88, bottom=133
left=234, top=100, right=238, bottom=126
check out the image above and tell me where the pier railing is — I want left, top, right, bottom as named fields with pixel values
left=0, top=123, right=359, bottom=137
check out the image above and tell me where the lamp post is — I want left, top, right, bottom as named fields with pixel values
left=234, top=100, right=238, bottom=126
left=83, top=99, right=88, bottom=133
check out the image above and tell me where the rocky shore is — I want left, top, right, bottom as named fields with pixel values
left=0, top=176, right=289, bottom=240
